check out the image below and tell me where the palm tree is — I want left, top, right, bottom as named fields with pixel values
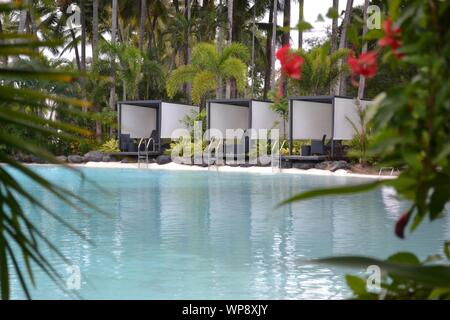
left=270, top=0, right=278, bottom=89
left=331, top=0, right=339, bottom=53
left=288, top=43, right=349, bottom=96
left=281, top=0, right=291, bottom=95
left=227, top=0, right=233, bottom=42
left=109, top=0, right=118, bottom=114
left=166, top=42, right=249, bottom=106
left=335, top=0, right=354, bottom=95
left=103, top=42, right=144, bottom=100
left=282, top=0, right=290, bottom=46
left=358, top=0, right=370, bottom=99
left=92, top=0, right=99, bottom=63
left=263, top=0, right=275, bottom=99
left=298, top=0, right=304, bottom=49
left=138, top=0, right=147, bottom=51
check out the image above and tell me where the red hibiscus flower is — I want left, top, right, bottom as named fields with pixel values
left=378, top=18, right=404, bottom=60
left=347, top=50, right=378, bottom=81
left=395, top=212, right=410, bottom=239
left=276, top=44, right=304, bottom=80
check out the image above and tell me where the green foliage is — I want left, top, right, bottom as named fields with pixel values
left=167, top=42, right=249, bottom=104
left=346, top=99, right=373, bottom=164
left=98, top=139, right=119, bottom=153
left=321, top=248, right=450, bottom=300
left=287, top=42, right=349, bottom=96
left=280, top=1, right=450, bottom=299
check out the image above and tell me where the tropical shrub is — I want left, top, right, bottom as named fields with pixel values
left=98, top=139, right=120, bottom=153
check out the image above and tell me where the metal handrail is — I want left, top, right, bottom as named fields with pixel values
left=271, top=139, right=286, bottom=172
left=146, top=137, right=154, bottom=152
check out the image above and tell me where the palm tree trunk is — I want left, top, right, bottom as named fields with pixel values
left=334, top=0, right=353, bottom=96
left=227, top=0, right=233, bottom=42
left=173, top=0, right=180, bottom=13
left=225, top=0, right=233, bottom=98
left=331, top=0, right=339, bottom=53
left=139, top=0, right=147, bottom=51
left=69, top=28, right=82, bottom=71
left=109, top=0, right=118, bottom=127
left=80, top=0, right=87, bottom=112
left=281, top=0, right=290, bottom=95
left=186, top=0, right=192, bottom=102
left=263, top=0, right=274, bottom=99
left=92, top=0, right=101, bottom=141
left=217, top=0, right=224, bottom=99
left=282, top=0, right=290, bottom=45
left=298, top=0, right=303, bottom=49
left=270, top=0, right=278, bottom=90
left=80, top=0, right=86, bottom=73
left=92, top=0, right=99, bottom=63
left=250, top=3, right=256, bottom=98
left=358, top=0, right=369, bottom=99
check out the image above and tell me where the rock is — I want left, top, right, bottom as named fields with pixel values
left=30, top=155, right=47, bottom=164
left=156, top=155, right=171, bottom=165
left=101, top=154, right=116, bottom=162
left=83, top=151, right=104, bottom=162
left=314, top=161, right=333, bottom=170
left=314, top=160, right=349, bottom=171
left=68, top=155, right=84, bottom=163
left=329, top=160, right=349, bottom=172
left=292, top=162, right=315, bottom=170
left=56, top=155, right=67, bottom=163
left=15, top=154, right=31, bottom=163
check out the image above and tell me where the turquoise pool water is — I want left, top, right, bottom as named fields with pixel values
left=8, top=166, right=450, bottom=299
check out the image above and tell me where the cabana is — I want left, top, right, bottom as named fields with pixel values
left=206, top=99, right=286, bottom=139
left=117, top=100, right=199, bottom=154
left=206, top=99, right=286, bottom=160
left=288, top=96, right=370, bottom=158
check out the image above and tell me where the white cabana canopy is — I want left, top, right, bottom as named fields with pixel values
left=288, top=96, right=371, bottom=154
left=206, top=99, right=286, bottom=139
left=118, top=100, right=199, bottom=142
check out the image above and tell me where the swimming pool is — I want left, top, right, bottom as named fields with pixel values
left=8, top=166, right=450, bottom=299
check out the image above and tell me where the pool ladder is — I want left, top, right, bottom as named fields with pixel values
left=271, top=140, right=286, bottom=173
left=207, top=137, right=221, bottom=171
left=137, top=137, right=153, bottom=168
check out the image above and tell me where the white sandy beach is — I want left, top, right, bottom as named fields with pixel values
left=60, top=161, right=396, bottom=180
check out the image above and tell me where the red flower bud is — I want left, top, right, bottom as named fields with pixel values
left=395, top=213, right=410, bottom=239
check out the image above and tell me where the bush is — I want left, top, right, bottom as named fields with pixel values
left=97, top=139, right=120, bottom=153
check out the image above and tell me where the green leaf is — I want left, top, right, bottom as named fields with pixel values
left=297, top=20, right=313, bottom=32
left=444, top=242, right=450, bottom=260
left=428, top=288, right=450, bottom=300
left=387, top=252, right=420, bottom=265
left=345, top=275, right=367, bottom=295
left=326, top=7, right=339, bottom=20
left=308, top=256, right=450, bottom=288
left=277, top=180, right=385, bottom=208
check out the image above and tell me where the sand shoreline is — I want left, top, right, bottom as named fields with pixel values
left=20, top=161, right=396, bottom=180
